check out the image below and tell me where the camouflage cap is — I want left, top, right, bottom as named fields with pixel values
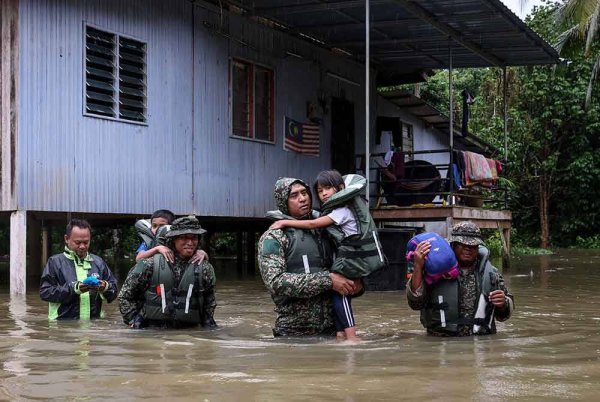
left=274, top=177, right=311, bottom=215
left=448, top=221, right=484, bottom=246
left=165, top=215, right=206, bottom=238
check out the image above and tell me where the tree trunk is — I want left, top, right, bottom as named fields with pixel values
left=539, top=172, right=550, bottom=249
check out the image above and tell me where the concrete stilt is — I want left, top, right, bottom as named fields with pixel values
left=10, top=210, right=27, bottom=295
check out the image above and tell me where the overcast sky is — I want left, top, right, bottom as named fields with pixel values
left=500, top=0, right=544, bottom=19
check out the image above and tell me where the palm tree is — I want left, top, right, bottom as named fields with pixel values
left=552, top=0, right=600, bottom=107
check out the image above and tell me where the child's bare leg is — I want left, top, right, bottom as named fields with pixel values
left=336, top=331, right=346, bottom=341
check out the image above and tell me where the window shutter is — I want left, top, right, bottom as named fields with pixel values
left=85, top=27, right=116, bottom=117
left=118, top=37, right=147, bottom=122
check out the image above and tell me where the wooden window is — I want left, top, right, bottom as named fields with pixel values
left=231, top=59, right=274, bottom=142
left=85, top=26, right=147, bottom=123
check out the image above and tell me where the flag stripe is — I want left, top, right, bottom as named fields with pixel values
left=283, top=116, right=320, bottom=156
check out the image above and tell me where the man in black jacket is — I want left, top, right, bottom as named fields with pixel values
left=40, top=219, right=118, bottom=320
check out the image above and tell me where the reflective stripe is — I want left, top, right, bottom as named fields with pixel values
left=342, top=296, right=354, bottom=327
left=372, top=230, right=384, bottom=263
left=185, top=284, right=194, bottom=314
left=302, top=255, right=310, bottom=274
left=439, top=295, right=446, bottom=328
left=48, top=302, right=60, bottom=320
left=160, top=284, right=166, bottom=313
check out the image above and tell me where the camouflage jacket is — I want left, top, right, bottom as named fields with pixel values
left=258, top=228, right=335, bottom=336
left=118, top=255, right=216, bottom=327
left=407, top=261, right=514, bottom=337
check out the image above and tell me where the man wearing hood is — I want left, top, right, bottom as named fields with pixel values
left=258, top=177, right=360, bottom=337
left=119, top=215, right=217, bottom=329
left=407, top=221, right=514, bottom=336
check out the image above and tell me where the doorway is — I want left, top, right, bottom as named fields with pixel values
left=330, top=97, right=355, bottom=174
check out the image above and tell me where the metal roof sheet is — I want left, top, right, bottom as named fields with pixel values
left=224, top=0, right=559, bottom=85
left=380, top=89, right=500, bottom=155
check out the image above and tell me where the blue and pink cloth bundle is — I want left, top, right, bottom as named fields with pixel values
left=406, top=232, right=458, bottom=284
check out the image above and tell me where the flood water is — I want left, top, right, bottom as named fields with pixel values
left=1, top=249, right=600, bottom=401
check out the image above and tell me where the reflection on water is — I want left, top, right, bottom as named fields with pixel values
left=1, top=250, right=600, bottom=400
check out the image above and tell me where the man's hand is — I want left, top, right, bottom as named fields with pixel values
left=77, top=282, right=90, bottom=293
left=97, top=280, right=107, bottom=292
left=330, top=272, right=356, bottom=296
left=352, top=279, right=363, bottom=294
left=190, top=249, right=208, bottom=265
left=489, top=290, right=507, bottom=309
left=156, top=245, right=175, bottom=263
left=413, top=240, right=431, bottom=270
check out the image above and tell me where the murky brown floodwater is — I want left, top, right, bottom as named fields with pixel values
left=1, top=250, right=600, bottom=401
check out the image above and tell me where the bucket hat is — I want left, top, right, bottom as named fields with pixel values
left=448, top=221, right=484, bottom=246
left=165, top=215, right=206, bottom=238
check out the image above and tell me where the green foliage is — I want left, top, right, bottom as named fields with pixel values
left=574, top=234, right=600, bottom=249
left=210, top=233, right=237, bottom=255
left=512, top=246, right=555, bottom=255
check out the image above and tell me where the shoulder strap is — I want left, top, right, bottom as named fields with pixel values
left=135, top=219, right=156, bottom=248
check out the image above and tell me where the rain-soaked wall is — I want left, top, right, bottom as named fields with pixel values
left=15, top=0, right=372, bottom=218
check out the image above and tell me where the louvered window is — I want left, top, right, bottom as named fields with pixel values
left=85, top=26, right=147, bottom=123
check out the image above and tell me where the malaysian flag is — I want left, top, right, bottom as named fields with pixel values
left=283, top=116, right=320, bottom=156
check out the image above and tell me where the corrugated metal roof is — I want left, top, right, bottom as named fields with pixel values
left=380, top=89, right=499, bottom=155
left=222, top=0, right=559, bottom=85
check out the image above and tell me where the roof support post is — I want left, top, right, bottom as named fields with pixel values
left=365, top=0, right=371, bottom=202
left=448, top=41, right=454, bottom=204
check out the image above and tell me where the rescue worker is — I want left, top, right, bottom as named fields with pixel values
left=39, top=219, right=118, bottom=320
left=407, top=221, right=515, bottom=336
left=118, top=215, right=217, bottom=329
left=258, top=177, right=361, bottom=337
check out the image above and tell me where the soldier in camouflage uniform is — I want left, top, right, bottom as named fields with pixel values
left=258, top=177, right=360, bottom=337
left=119, top=216, right=217, bottom=329
left=407, top=221, right=514, bottom=336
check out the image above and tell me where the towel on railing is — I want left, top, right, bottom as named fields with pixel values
left=463, top=151, right=493, bottom=186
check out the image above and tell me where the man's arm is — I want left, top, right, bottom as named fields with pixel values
left=258, top=230, right=334, bottom=298
left=491, top=271, right=514, bottom=321
left=118, top=261, right=153, bottom=325
left=40, top=257, right=75, bottom=303
left=96, top=259, right=118, bottom=303
left=406, top=240, right=430, bottom=310
left=270, top=216, right=335, bottom=231
left=200, top=261, right=217, bottom=328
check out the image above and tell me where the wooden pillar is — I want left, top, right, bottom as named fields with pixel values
left=501, top=225, right=511, bottom=270
left=41, top=224, right=49, bottom=267
left=246, top=231, right=256, bottom=275
left=10, top=210, right=26, bottom=295
left=445, top=216, right=454, bottom=238
left=27, top=214, right=42, bottom=271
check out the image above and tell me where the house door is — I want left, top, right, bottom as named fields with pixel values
left=330, top=97, right=355, bottom=174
